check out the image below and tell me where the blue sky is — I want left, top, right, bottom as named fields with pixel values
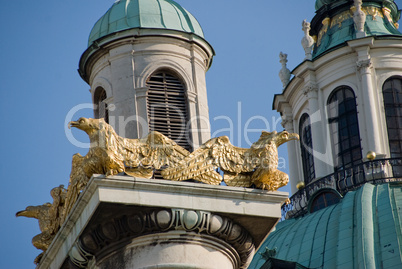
left=1, top=0, right=400, bottom=268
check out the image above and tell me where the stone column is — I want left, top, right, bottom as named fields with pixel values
left=281, top=107, right=299, bottom=194
left=357, top=59, right=381, bottom=154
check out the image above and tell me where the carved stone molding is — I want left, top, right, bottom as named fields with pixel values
left=186, top=90, right=197, bottom=103
left=281, top=115, right=293, bottom=130
left=135, top=87, right=148, bottom=99
left=69, top=208, right=255, bottom=269
left=356, top=59, right=372, bottom=74
left=302, top=84, right=319, bottom=99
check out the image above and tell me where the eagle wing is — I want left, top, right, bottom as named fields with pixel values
left=62, top=153, right=88, bottom=223
left=140, top=131, right=190, bottom=169
left=161, top=136, right=247, bottom=184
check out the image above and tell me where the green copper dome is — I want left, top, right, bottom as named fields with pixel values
left=311, top=0, right=401, bottom=58
left=88, top=0, right=204, bottom=46
left=249, top=183, right=402, bottom=268
left=315, top=0, right=397, bottom=10
left=315, top=0, right=337, bottom=10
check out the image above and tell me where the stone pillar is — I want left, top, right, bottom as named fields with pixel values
left=281, top=107, right=299, bottom=195
left=357, top=58, right=381, bottom=154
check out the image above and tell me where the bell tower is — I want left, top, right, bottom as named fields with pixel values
left=78, top=0, right=214, bottom=149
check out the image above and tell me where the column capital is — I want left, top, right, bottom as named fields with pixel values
left=281, top=114, right=294, bottom=131
left=356, top=59, right=372, bottom=74
left=303, top=83, right=319, bottom=99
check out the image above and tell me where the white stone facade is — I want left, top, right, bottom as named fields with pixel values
left=274, top=37, right=402, bottom=194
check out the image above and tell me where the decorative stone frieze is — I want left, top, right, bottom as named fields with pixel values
left=69, top=208, right=255, bottom=269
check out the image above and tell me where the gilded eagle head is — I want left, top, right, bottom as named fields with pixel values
left=273, top=130, right=299, bottom=146
left=252, top=130, right=299, bottom=149
left=68, top=117, right=103, bottom=135
left=16, top=204, right=51, bottom=219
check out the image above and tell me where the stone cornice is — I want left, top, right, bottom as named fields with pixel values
left=71, top=208, right=255, bottom=268
left=302, top=83, right=319, bottom=99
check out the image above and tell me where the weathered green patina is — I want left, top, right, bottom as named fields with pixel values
left=88, top=0, right=204, bottom=47
left=311, top=0, right=401, bottom=58
left=249, top=183, right=402, bottom=268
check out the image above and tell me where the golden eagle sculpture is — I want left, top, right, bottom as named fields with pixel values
left=62, top=117, right=221, bottom=221
left=17, top=117, right=298, bottom=264
left=161, top=131, right=299, bottom=190
left=16, top=185, right=66, bottom=264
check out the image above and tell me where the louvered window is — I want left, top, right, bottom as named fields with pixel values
left=299, top=113, right=315, bottom=184
left=95, top=88, right=109, bottom=123
left=146, top=72, right=191, bottom=151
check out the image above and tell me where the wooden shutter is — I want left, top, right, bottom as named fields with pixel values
left=146, top=72, right=191, bottom=151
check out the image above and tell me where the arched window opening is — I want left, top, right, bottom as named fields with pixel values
left=94, top=87, right=109, bottom=124
left=327, top=87, right=362, bottom=171
left=299, top=113, right=315, bottom=184
left=146, top=71, right=192, bottom=152
left=309, top=189, right=341, bottom=213
left=383, top=77, right=402, bottom=177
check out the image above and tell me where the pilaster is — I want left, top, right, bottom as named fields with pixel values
left=355, top=56, right=382, bottom=155
left=281, top=105, right=299, bottom=195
